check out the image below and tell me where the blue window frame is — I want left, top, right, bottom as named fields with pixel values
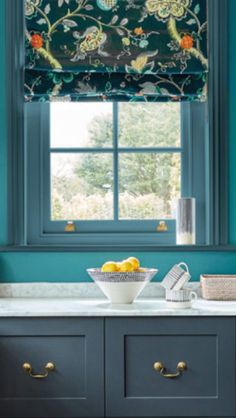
left=5, top=0, right=229, bottom=251
left=44, top=103, right=182, bottom=232
left=26, top=101, right=207, bottom=246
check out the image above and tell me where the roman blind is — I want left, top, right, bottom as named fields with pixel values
left=24, top=0, right=208, bottom=102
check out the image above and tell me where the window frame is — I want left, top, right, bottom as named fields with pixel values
left=26, top=101, right=206, bottom=246
left=45, top=102, right=183, bottom=232
left=5, top=0, right=229, bottom=251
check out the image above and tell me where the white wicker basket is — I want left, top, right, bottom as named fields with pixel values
left=201, top=275, right=236, bottom=300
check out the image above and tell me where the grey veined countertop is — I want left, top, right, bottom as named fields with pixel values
left=0, top=282, right=234, bottom=317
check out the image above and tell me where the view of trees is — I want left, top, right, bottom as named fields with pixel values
left=51, top=102, right=181, bottom=221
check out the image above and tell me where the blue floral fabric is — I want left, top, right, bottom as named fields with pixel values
left=24, top=0, right=208, bottom=102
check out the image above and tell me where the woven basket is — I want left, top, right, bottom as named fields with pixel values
left=201, top=275, right=236, bottom=300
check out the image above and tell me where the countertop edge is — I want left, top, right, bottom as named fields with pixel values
left=0, top=298, right=235, bottom=317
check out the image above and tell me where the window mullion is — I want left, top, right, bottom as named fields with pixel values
left=49, top=147, right=114, bottom=153
left=118, top=147, right=182, bottom=153
left=113, top=103, right=119, bottom=222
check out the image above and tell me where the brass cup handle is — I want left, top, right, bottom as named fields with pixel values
left=153, top=361, right=187, bottom=378
left=22, top=362, right=55, bottom=379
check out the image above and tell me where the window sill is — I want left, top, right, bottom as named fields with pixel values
left=0, top=245, right=235, bottom=252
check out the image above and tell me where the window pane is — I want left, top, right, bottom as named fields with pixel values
left=118, top=103, right=180, bottom=148
left=50, top=103, right=113, bottom=148
left=119, top=153, right=181, bottom=220
left=51, top=153, right=113, bottom=220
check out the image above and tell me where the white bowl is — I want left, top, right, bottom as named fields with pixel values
left=87, top=268, right=158, bottom=304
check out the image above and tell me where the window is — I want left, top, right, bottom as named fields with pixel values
left=6, top=0, right=228, bottom=250
left=50, top=102, right=181, bottom=222
left=26, top=101, right=207, bottom=246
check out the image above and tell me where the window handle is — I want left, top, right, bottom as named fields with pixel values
left=64, top=221, right=76, bottom=232
left=156, top=221, right=168, bottom=232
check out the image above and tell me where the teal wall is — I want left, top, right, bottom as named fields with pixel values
left=0, top=0, right=7, bottom=247
left=229, top=0, right=236, bottom=245
left=0, top=1, right=236, bottom=283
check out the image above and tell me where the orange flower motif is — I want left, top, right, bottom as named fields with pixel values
left=31, top=34, right=43, bottom=49
left=180, top=35, right=194, bottom=50
left=134, top=27, right=144, bottom=36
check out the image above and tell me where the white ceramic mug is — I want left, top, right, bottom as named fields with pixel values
left=165, top=288, right=197, bottom=309
left=161, top=262, right=191, bottom=291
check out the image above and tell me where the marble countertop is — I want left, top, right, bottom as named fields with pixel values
left=0, top=283, right=234, bottom=317
left=0, top=297, right=235, bottom=316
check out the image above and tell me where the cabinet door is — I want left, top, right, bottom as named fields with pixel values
left=106, top=317, right=235, bottom=417
left=0, top=318, right=104, bottom=418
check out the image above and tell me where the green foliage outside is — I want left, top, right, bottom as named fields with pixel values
left=52, top=103, right=181, bottom=221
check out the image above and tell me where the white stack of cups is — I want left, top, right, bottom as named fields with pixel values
left=161, top=262, right=197, bottom=309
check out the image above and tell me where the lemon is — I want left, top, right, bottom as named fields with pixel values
left=119, top=260, right=135, bottom=272
left=101, top=261, right=118, bottom=273
left=127, top=257, right=140, bottom=270
left=116, top=262, right=122, bottom=271
left=137, top=267, right=147, bottom=272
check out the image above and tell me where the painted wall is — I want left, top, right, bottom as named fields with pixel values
left=229, top=0, right=236, bottom=245
left=0, top=0, right=7, bottom=247
left=0, top=1, right=235, bottom=283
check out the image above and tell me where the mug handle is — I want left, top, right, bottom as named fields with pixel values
left=190, top=291, right=198, bottom=301
left=178, top=262, right=189, bottom=274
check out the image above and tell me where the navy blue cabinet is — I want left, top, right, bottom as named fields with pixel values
left=0, top=317, right=235, bottom=418
left=106, top=318, right=235, bottom=417
left=0, top=318, right=104, bottom=418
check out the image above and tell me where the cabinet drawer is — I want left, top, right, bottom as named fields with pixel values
left=0, top=318, right=104, bottom=418
left=106, top=317, right=235, bottom=417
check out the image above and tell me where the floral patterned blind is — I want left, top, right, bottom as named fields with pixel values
left=25, top=0, right=208, bottom=102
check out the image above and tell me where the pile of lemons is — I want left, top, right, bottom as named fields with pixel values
left=101, top=257, right=146, bottom=273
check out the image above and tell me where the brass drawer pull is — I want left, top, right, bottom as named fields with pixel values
left=22, top=362, right=55, bottom=379
left=153, top=361, right=187, bottom=378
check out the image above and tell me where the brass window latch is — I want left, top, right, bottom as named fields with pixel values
left=156, top=221, right=168, bottom=232
left=64, top=221, right=76, bottom=232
